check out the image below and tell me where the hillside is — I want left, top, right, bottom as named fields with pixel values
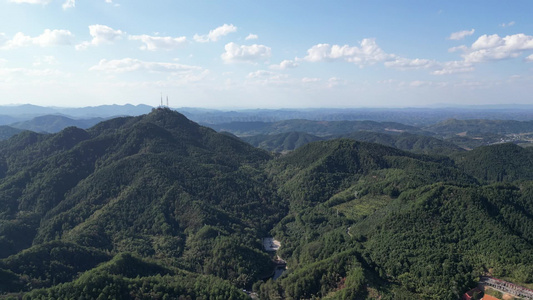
left=451, top=143, right=533, bottom=182
left=241, top=131, right=323, bottom=153
left=0, top=126, right=23, bottom=141
left=0, top=109, right=531, bottom=299
left=264, top=140, right=532, bottom=299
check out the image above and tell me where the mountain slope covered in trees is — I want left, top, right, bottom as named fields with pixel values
left=0, top=108, right=531, bottom=299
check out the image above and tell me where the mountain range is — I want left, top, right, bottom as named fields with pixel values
left=0, top=108, right=531, bottom=299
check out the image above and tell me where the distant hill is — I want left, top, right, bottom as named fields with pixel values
left=426, top=118, right=533, bottom=137
left=242, top=131, right=464, bottom=155
left=0, top=115, right=21, bottom=126
left=210, top=119, right=430, bottom=137
left=336, top=131, right=465, bottom=155
left=183, top=106, right=533, bottom=126
left=58, top=104, right=153, bottom=118
left=10, top=115, right=106, bottom=133
left=0, top=104, right=153, bottom=119
left=0, top=126, right=24, bottom=140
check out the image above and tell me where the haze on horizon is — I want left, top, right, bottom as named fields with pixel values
left=0, top=0, right=532, bottom=109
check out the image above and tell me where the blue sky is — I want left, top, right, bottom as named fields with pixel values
left=0, top=0, right=532, bottom=108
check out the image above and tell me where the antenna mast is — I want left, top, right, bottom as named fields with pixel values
left=160, top=92, right=163, bottom=107
left=166, top=95, right=169, bottom=107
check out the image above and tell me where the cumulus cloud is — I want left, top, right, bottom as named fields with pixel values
left=269, top=59, right=298, bottom=70
left=62, top=0, right=75, bottom=9
left=193, top=24, right=237, bottom=43
left=245, top=34, right=258, bottom=40
left=304, top=39, right=395, bottom=66
left=500, top=21, right=515, bottom=28
left=448, top=29, right=475, bottom=40
left=129, top=34, right=187, bottom=51
left=1, top=29, right=74, bottom=49
left=471, top=34, right=503, bottom=50
left=221, top=42, right=272, bottom=63
left=89, top=58, right=202, bottom=74
left=462, top=33, right=533, bottom=63
left=76, top=24, right=124, bottom=50
left=526, top=54, right=533, bottom=62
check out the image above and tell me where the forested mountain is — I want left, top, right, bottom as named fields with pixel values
left=241, top=132, right=323, bottom=153
left=451, top=143, right=533, bottom=182
left=0, top=109, right=531, bottom=299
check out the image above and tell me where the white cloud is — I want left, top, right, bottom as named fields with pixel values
left=463, top=33, right=533, bottom=63
left=1, top=29, right=74, bottom=49
left=500, top=21, right=515, bottom=28
left=448, top=29, right=475, bottom=40
left=247, top=70, right=276, bottom=78
left=62, top=0, right=75, bottom=9
left=76, top=24, right=124, bottom=50
left=221, top=42, right=272, bottom=63
left=269, top=59, right=298, bottom=70
left=327, top=77, right=346, bottom=88
left=89, top=58, right=202, bottom=74
left=448, top=45, right=468, bottom=53
left=193, top=24, right=237, bottom=43
left=246, top=70, right=289, bottom=86
left=129, top=34, right=187, bottom=51
left=471, top=34, right=503, bottom=50
left=8, top=0, right=50, bottom=4
left=526, top=54, right=533, bottom=62
left=384, top=58, right=437, bottom=70
left=304, top=39, right=395, bottom=66
left=432, top=61, right=474, bottom=75
left=245, top=34, right=258, bottom=40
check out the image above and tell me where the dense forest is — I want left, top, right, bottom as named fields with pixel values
left=0, top=108, right=531, bottom=299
